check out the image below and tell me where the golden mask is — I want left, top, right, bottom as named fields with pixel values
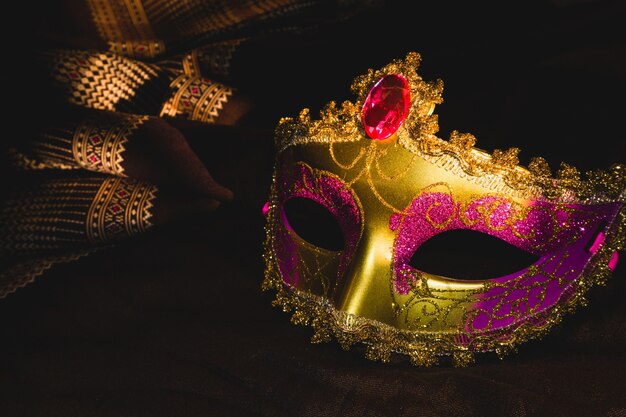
left=262, top=53, right=625, bottom=366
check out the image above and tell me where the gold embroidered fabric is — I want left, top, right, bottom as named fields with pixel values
left=12, top=112, right=149, bottom=176
left=0, top=177, right=157, bottom=298
left=86, top=177, right=156, bottom=243
left=1, top=0, right=381, bottom=299
left=0, top=177, right=156, bottom=251
left=72, top=114, right=149, bottom=175
left=49, top=50, right=162, bottom=112
left=160, top=74, right=233, bottom=123
left=46, top=49, right=238, bottom=124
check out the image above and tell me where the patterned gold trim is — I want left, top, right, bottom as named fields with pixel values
left=0, top=177, right=157, bottom=251
left=108, top=40, right=165, bottom=59
left=86, top=177, right=156, bottom=243
left=49, top=50, right=160, bottom=111
left=10, top=113, right=148, bottom=176
left=182, top=50, right=202, bottom=77
left=73, top=114, right=149, bottom=175
left=160, top=74, right=233, bottom=123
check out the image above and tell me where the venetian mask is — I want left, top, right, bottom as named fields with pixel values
left=262, top=53, right=625, bottom=366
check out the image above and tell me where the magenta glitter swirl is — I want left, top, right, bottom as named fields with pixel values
left=391, top=190, right=621, bottom=337
left=273, top=163, right=362, bottom=290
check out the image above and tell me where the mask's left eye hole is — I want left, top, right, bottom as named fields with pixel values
left=283, top=197, right=345, bottom=251
left=409, top=229, right=539, bottom=280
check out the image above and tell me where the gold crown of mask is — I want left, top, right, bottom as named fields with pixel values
left=262, top=52, right=625, bottom=366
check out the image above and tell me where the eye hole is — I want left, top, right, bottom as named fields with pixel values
left=409, top=230, right=539, bottom=280
left=283, top=197, right=345, bottom=251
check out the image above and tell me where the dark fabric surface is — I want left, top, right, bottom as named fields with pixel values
left=1, top=1, right=626, bottom=416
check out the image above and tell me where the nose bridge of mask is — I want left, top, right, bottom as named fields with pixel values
left=333, top=213, right=397, bottom=324
left=287, top=139, right=401, bottom=323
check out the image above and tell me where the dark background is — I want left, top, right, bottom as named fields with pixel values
left=0, top=1, right=625, bottom=416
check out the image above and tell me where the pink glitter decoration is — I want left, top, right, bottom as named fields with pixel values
left=273, top=164, right=361, bottom=286
left=588, top=231, right=605, bottom=254
left=609, top=251, right=619, bottom=271
left=261, top=201, right=270, bottom=216
left=390, top=191, right=621, bottom=336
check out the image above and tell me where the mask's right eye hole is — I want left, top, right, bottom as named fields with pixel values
left=283, top=197, right=345, bottom=251
left=409, top=229, right=539, bottom=280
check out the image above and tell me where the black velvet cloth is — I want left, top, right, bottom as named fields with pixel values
left=1, top=1, right=625, bottom=416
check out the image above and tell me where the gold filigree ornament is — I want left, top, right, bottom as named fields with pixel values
left=263, top=52, right=625, bottom=366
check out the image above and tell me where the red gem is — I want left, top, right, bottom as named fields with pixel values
left=118, top=190, right=127, bottom=197
left=183, top=100, right=191, bottom=107
left=362, top=74, right=410, bottom=140
left=89, top=155, right=98, bottom=162
left=91, top=136, right=101, bottom=143
left=111, top=205, right=121, bottom=213
left=191, top=87, right=199, bottom=94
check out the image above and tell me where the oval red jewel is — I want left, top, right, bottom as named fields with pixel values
left=361, top=74, right=410, bottom=140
